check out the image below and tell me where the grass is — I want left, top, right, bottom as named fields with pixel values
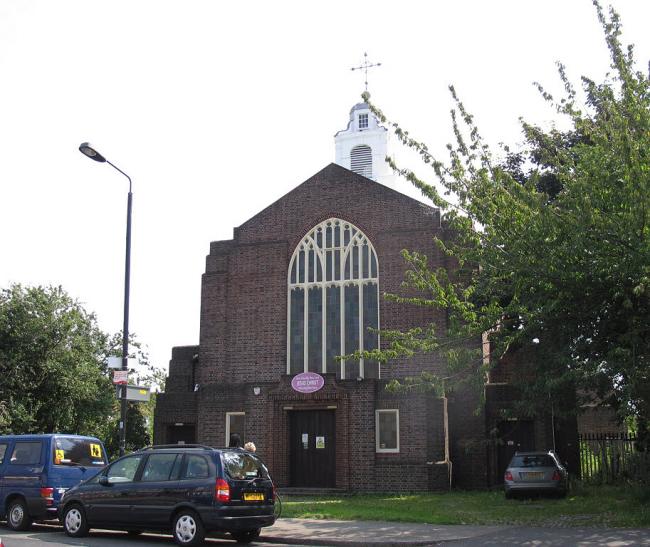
left=279, top=484, right=650, bottom=528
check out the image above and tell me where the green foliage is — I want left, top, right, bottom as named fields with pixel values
left=362, top=1, right=649, bottom=422
left=104, top=332, right=166, bottom=455
left=103, top=402, right=151, bottom=461
left=0, top=284, right=114, bottom=436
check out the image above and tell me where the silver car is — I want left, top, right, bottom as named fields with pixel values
left=504, top=451, right=568, bottom=498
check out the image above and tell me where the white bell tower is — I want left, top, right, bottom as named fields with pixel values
left=334, top=53, right=393, bottom=186
left=334, top=101, right=392, bottom=186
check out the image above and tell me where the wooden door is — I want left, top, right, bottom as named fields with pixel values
left=289, top=410, right=336, bottom=487
left=167, top=424, right=196, bottom=445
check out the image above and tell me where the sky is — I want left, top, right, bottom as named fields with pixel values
left=1, top=0, right=649, bottom=377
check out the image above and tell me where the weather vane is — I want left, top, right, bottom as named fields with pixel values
left=351, top=52, right=381, bottom=93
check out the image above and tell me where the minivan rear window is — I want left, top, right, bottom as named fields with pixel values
left=222, top=451, right=270, bottom=480
left=53, top=437, right=107, bottom=467
left=510, top=455, right=555, bottom=468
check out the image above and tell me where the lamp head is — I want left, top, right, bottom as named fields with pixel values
left=79, top=142, right=107, bottom=163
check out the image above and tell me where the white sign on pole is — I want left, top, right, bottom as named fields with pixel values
left=107, top=357, right=138, bottom=369
left=113, top=370, right=128, bottom=385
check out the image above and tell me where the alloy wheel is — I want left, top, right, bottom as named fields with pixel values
left=175, top=515, right=197, bottom=543
left=65, top=508, right=82, bottom=534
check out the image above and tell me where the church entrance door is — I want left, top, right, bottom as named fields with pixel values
left=167, top=424, right=196, bottom=445
left=289, top=410, right=336, bottom=488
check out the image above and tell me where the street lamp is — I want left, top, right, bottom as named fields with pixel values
left=79, top=142, right=132, bottom=457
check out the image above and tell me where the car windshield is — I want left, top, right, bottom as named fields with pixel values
left=53, top=437, right=107, bottom=467
left=510, top=454, right=555, bottom=468
left=222, top=451, right=270, bottom=480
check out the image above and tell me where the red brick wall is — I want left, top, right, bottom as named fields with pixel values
left=156, top=164, right=485, bottom=490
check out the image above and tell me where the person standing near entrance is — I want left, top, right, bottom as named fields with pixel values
left=244, top=442, right=256, bottom=452
left=229, top=433, right=242, bottom=448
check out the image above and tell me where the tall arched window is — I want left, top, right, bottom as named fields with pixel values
left=287, top=218, right=380, bottom=379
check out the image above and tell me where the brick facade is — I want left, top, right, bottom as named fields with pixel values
left=154, top=163, right=566, bottom=491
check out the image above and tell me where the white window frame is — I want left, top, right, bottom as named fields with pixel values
left=375, top=409, right=400, bottom=453
left=225, top=412, right=245, bottom=446
left=358, top=113, right=368, bottom=129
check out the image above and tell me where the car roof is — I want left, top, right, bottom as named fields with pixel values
left=513, top=451, right=555, bottom=456
left=0, top=434, right=101, bottom=440
left=136, top=444, right=248, bottom=453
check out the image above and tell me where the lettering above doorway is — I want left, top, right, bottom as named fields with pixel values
left=291, top=372, right=325, bottom=394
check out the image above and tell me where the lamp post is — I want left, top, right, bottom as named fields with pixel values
left=79, top=142, right=132, bottom=457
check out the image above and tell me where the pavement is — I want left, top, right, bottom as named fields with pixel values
left=257, top=519, right=507, bottom=546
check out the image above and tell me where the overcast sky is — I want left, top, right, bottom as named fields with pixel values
left=1, top=0, right=649, bottom=376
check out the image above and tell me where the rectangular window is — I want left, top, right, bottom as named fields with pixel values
left=359, top=113, right=368, bottom=129
left=326, top=251, right=332, bottom=281
left=344, top=285, right=359, bottom=379
left=308, top=250, right=315, bottom=282
left=307, top=287, right=322, bottom=372
left=226, top=412, right=245, bottom=446
left=222, top=451, right=270, bottom=480
left=10, top=442, right=42, bottom=465
left=141, top=453, right=179, bottom=482
left=290, top=288, right=304, bottom=374
left=325, top=286, right=341, bottom=375
left=53, top=436, right=107, bottom=467
left=107, top=454, right=143, bottom=482
left=0, top=443, right=7, bottom=464
left=182, top=454, right=210, bottom=479
left=376, top=409, right=399, bottom=453
left=363, top=282, right=380, bottom=379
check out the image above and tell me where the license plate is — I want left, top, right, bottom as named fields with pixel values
left=523, top=472, right=544, bottom=480
left=243, top=492, right=264, bottom=501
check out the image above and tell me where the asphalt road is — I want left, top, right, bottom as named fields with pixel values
left=2, top=522, right=649, bottom=547
left=0, top=524, right=302, bottom=547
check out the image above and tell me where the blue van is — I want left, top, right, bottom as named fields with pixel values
left=0, top=434, right=108, bottom=530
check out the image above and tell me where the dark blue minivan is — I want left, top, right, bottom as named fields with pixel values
left=0, top=434, right=108, bottom=530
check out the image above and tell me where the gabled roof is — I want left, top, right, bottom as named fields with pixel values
left=232, top=163, right=439, bottom=245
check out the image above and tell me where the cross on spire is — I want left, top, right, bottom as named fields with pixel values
left=351, top=52, right=381, bottom=93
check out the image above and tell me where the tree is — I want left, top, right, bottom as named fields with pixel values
left=104, top=332, right=166, bottom=454
left=360, top=1, right=649, bottom=434
left=0, top=284, right=114, bottom=436
left=103, top=401, right=151, bottom=460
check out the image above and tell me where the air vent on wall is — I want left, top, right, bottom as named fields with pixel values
left=350, top=145, right=373, bottom=179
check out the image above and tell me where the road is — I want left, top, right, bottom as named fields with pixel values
left=0, top=524, right=302, bottom=547
left=2, top=522, right=649, bottom=546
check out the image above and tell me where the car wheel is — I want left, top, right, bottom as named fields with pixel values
left=63, top=504, right=90, bottom=538
left=173, top=510, right=205, bottom=547
left=231, top=528, right=261, bottom=544
left=504, top=490, right=513, bottom=500
left=7, top=499, right=32, bottom=531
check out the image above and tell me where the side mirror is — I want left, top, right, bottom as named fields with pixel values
left=98, top=476, right=111, bottom=486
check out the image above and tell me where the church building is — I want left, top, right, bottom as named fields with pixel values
left=154, top=100, right=573, bottom=491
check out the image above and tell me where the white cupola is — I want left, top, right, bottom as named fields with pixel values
left=334, top=101, right=393, bottom=186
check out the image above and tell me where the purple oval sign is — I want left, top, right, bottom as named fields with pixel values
left=291, top=372, right=325, bottom=394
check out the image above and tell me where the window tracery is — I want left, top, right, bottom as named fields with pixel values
left=287, top=218, right=380, bottom=379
